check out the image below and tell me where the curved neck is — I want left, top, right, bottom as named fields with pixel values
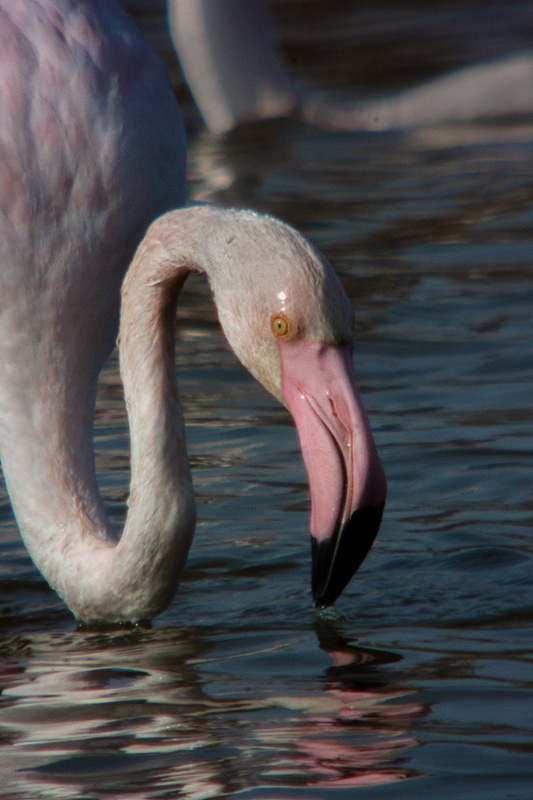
left=112, top=239, right=197, bottom=622
left=1, top=211, right=206, bottom=624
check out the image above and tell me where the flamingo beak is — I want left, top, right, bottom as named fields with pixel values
left=279, top=339, right=386, bottom=607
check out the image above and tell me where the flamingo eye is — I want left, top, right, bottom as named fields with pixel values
left=271, top=314, right=292, bottom=339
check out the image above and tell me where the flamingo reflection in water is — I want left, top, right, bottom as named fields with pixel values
left=0, top=627, right=421, bottom=795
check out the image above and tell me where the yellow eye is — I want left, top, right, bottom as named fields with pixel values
left=271, top=314, right=292, bottom=339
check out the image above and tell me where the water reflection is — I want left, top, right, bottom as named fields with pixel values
left=0, top=622, right=420, bottom=798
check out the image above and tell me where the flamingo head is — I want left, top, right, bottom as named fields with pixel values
left=203, top=209, right=387, bottom=607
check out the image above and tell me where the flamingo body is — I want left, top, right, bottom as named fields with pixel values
left=0, top=0, right=186, bottom=616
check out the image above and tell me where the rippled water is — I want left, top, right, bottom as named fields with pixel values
left=1, top=3, right=532, bottom=798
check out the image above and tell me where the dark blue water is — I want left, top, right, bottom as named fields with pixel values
left=0, top=3, right=532, bottom=798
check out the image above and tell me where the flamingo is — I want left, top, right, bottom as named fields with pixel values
left=168, top=0, right=533, bottom=134
left=0, top=0, right=386, bottom=625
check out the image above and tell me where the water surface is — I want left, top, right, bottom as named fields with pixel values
left=0, top=2, right=532, bottom=798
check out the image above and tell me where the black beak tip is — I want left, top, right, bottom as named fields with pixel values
left=311, top=505, right=384, bottom=608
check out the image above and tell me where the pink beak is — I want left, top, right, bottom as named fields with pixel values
left=279, top=339, right=386, bottom=607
